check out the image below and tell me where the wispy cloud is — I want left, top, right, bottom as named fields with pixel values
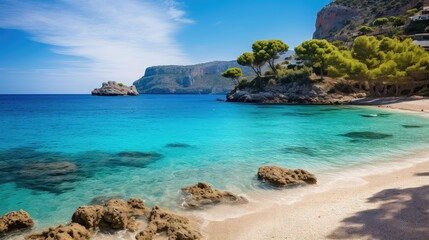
left=0, top=0, right=194, bottom=92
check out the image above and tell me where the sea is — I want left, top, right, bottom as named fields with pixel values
left=0, top=94, right=428, bottom=238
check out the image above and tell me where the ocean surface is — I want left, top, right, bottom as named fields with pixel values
left=0, top=94, right=428, bottom=231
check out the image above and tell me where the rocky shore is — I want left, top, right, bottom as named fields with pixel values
left=227, top=82, right=366, bottom=104
left=1, top=166, right=317, bottom=240
left=92, top=81, right=139, bottom=96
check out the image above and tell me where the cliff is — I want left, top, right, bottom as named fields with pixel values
left=92, top=81, right=139, bottom=96
left=133, top=61, right=254, bottom=94
left=313, top=0, right=423, bottom=41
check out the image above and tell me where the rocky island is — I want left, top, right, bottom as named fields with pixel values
left=92, top=81, right=139, bottom=96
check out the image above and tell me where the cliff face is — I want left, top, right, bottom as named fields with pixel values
left=133, top=61, right=254, bottom=94
left=313, top=0, right=423, bottom=41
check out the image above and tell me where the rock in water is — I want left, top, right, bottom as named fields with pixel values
left=181, top=182, right=247, bottom=209
left=71, top=198, right=150, bottom=232
left=92, top=81, right=139, bottom=96
left=0, top=210, right=34, bottom=235
left=135, top=206, right=202, bottom=240
left=257, top=166, right=317, bottom=186
left=26, top=223, right=91, bottom=240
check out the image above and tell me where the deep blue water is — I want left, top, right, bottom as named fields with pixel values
left=0, top=94, right=428, bottom=229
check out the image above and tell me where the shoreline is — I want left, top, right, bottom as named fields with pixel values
left=203, top=99, right=429, bottom=240
left=204, top=150, right=429, bottom=240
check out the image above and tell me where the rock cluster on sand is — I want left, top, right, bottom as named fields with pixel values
left=181, top=182, right=248, bottom=209
left=71, top=198, right=150, bottom=231
left=91, top=81, right=139, bottom=96
left=0, top=210, right=34, bottom=235
left=26, top=223, right=90, bottom=240
left=258, top=166, right=317, bottom=186
left=136, top=206, right=202, bottom=240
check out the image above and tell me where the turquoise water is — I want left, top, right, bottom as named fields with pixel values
left=0, top=94, right=428, bottom=229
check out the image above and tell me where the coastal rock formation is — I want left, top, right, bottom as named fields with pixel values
left=0, top=210, right=34, bottom=235
left=133, top=61, right=255, bottom=94
left=26, top=223, right=90, bottom=240
left=227, top=82, right=366, bottom=104
left=92, top=81, right=139, bottom=96
left=257, top=166, right=317, bottom=186
left=135, top=206, right=202, bottom=240
left=71, top=198, right=150, bottom=232
left=181, top=182, right=248, bottom=209
left=313, top=4, right=358, bottom=41
left=313, top=0, right=421, bottom=41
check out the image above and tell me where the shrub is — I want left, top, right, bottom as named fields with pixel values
left=278, top=67, right=312, bottom=84
left=236, top=78, right=249, bottom=90
left=118, top=83, right=125, bottom=87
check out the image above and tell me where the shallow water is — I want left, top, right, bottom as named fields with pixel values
left=0, top=94, right=428, bottom=230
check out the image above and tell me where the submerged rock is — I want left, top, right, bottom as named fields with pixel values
left=136, top=206, right=202, bottom=240
left=71, top=198, right=150, bottom=232
left=115, top=151, right=163, bottom=168
left=339, top=131, right=393, bottom=140
left=181, top=182, right=248, bottom=209
left=92, top=81, right=139, bottom=96
left=257, top=166, right=317, bottom=187
left=26, top=223, right=91, bottom=240
left=402, top=125, right=423, bottom=128
left=165, top=143, right=192, bottom=148
left=0, top=210, right=34, bottom=235
left=89, top=194, right=125, bottom=205
left=15, top=161, right=81, bottom=194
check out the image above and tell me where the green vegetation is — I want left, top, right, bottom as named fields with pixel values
left=425, top=26, right=429, bottom=33
left=221, top=68, right=242, bottom=85
left=389, top=16, right=406, bottom=27
left=406, top=8, right=419, bottom=16
left=118, top=83, right=125, bottom=87
left=372, top=18, right=389, bottom=29
left=326, top=36, right=429, bottom=96
left=359, top=26, right=374, bottom=34
left=237, top=40, right=288, bottom=77
left=294, top=39, right=336, bottom=79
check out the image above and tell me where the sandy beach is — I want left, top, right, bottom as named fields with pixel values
left=205, top=98, right=429, bottom=240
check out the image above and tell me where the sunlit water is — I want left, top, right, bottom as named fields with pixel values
left=0, top=94, right=428, bottom=232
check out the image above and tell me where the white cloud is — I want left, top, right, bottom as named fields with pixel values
left=165, top=0, right=195, bottom=24
left=0, top=0, right=193, bottom=93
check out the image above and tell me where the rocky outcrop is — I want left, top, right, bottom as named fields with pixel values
left=313, top=0, right=421, bottom=41
left=133, top=61, right=255, bottom=94
left=313, top=4, right=358, bottom=41
left=181, top=182, right=248, bottom=209
left=26, top=223, right=90, bottom=240
left=257, top=166, right=317, bottom=186
left=0, top=210, right=34, bottom=235
left=71, top=198, right=150, bottom=232
left=227, top=82, right=366, bottom=104
left=135, top=206, right=202, bottom=240
left=92, top=81, right=139, bottom=96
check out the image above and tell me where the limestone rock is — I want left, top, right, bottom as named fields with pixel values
left=71, top=198, right=148, bottom=232
left=257, top=166, right=317, bottom=186
left=0, top=210, right=34, bottom=235
left=92, top=81, right=139, bottom=96
left=135, top=206, right=202, bottom=240
left=26, top=223, right=91, bottom=240
left=181, top=182, right=247, bottom=209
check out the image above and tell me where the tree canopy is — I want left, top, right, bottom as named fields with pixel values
left=221, top=67, right=242, bottom=85
left=294, top=39, right=336, bottom=79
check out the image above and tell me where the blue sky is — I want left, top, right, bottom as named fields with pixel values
left=0, top=0, right=331, bottom=93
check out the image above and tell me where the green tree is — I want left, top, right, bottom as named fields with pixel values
left=294, top=39, right=336, bottom=79
left=389, top=16, right=406, bottom=27
left=425, top=26, right=429, bottom=33
left=359, top=26, right=375, bottom=34
left=373, top=18, right=389, bottom=32
left=406, top=8, right=418, bottom=16
left=252, top=40, right=289, bottom=75
left=221, top=67, right=242, bottom=85
left=237, top=52, right=262, bottom=77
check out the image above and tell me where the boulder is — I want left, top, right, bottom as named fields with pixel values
left=135, top=206, right=202, bottom=240
left=71, top=198, right=149, bottom=232
left=0, top=210, right=34, bottom=235
left=181, top=182, right=247, bottom=209
left=92, top=81, right=139, bottom=96
left=257, top=166, right=317, bottom=186
left=26, top=223, right=90, bottom=240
